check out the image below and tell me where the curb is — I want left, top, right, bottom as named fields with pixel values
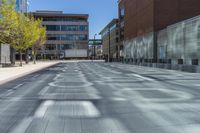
left=0, top=62, right=59, bottom=86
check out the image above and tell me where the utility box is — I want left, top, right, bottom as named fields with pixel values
left=0, top=44, right=11, bottom=64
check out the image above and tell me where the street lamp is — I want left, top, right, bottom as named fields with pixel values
left=73, top=35, right=77, bottom=60
left=108, top=27, right=111, bottom=62
left=93, top=34, right=97, bottom=59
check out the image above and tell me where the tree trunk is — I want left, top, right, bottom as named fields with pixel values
left=25, top=49, right=29, bottom=64
left=33, top=49, right=36, bottom=64
left=19, top=50, right=23, bottom=67
left=33, top=54, right=36, bottom=64
left=10, top=47, right=16, bottom=65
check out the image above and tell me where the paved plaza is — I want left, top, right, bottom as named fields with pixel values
left=0, top=61, right=59, bottom=85
left=0, top=62, right=200, bottom=133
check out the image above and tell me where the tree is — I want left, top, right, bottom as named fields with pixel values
left=0, top=1, right=19, bottom=45
left=0, top=1, right=47, bottom=66
left=14, top=14, right=47, bottom=66
left=0, top=1, right=20, bottom=65
left=3, top=12, right=34, bottom=66
left=0, top=1, right=26, bottom=66
left=0, top=2, right=47, bottom=66
left=31, top=18, right=47, bottom=64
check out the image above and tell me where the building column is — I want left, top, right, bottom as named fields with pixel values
left=153, top=32, right=158, bottom=63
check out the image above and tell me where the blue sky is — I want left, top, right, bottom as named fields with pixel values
left=28, top=0, right=118, bottom=39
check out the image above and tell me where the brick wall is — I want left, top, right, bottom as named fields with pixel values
left=154, top=0, right=200, bottom=31
left=124, top=0, right=154, bottom=40
left=122, top=0, right=200, bottom=40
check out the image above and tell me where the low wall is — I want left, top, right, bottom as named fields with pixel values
left=120, top=59, right=200, bottom=73
left=123, top=15, right=200, bottom=72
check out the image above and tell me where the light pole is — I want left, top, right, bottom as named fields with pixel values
left=93, top=34, right=97, bottom=60
left=108, top=27, right=111, bottom=62
left=73, top=35, right=77, bottom=60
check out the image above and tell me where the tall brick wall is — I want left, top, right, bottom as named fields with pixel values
left=124, top=0, right=154, bottom=40
left=122, top=0, right=200, bottom=40
left=154, top=0, right=200, bottom=31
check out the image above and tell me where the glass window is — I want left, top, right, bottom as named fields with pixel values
left=120, top=5, right=125, bottom=19
left=121, top=8, right=125, bottom=16
left=61, top=25, right=88, bottom=31
left=101, top=30, right=108, bottom=37
left=46, top=25, right=60, bottom=31
left=47, top=34, right=88, bottom=41
left=79, top=35, right=88, bottom=40
left=47, top=34, right=60, bottom=40
left=43, top=17, right=87, bottom=22
left=110, top=24, right=116, bottom=32
left=45, top=25, right=88, bottom=31
left=58, top=44, right=74, bottom=50
left=80, top=26, right=88, bottom=31
left=46, top=44, right=56, bottom=50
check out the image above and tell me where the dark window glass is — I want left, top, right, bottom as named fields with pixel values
left=58, top=44, right=74, bottom=50
left=116, top=46, right=118, bottom=51
left=46, top=25, right=60, bottom=31
left=46, top=44, right=56, bottom=50
left=116, top=38, right=119, bottom=43
left=61, top=25, right=78, bottom=31
left=61, top=25, right=88, bottom=31
left=80, top=25, right=88, bottom=31
left=178, top=59, right=183, bottom=64
left=192, top=59, right=198, bottom=65
left=47, top=34, right=87, bottom=41
left=43, top=17, right=87, bottom=22
left=79, top=35, right=87, bottom=40
left=47, top=34, right=60, bottom=40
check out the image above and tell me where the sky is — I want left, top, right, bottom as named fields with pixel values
left=28, top=0, right=118, bottom=39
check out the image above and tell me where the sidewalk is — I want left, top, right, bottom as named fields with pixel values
left=0, top=61, right=59, bottom=85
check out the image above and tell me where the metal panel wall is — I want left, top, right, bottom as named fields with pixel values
left=157, top=16, right=200, bottom=65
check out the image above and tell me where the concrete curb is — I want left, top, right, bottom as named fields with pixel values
left=0, top=62, right=59, bottom=86
left=60, top=60, right=105, bottom=63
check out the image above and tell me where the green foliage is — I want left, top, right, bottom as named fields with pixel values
left=32, top=18, right=47, bottom=64
left=0, top=2, right=18, bottom=44
left=0, top=1, right=47, bottom=66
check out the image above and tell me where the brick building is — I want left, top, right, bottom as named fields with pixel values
left=120, top=0, right=200, bottom=70
left=119, top=0, right=200, bottom=40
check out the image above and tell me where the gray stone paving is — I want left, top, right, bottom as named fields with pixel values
left=0, top=62, right=200, bottom=132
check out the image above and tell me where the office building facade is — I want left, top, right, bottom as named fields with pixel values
left=100, top=19, right=121, bottom=61
left=16, top=0, right=27, bottom=12
left=120, top=0, right=200, bottom=71
left=0, top=0, right=27, bottom=12
left=33, top=11, right=89, bottom=59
